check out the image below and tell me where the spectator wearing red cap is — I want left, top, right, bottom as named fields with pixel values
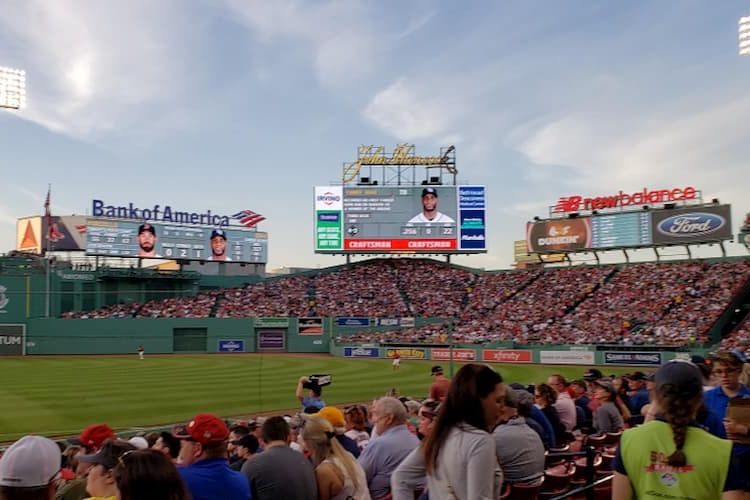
left=172, top=413, right=251, bottom=500
left=56, top=424, right=117, bottom=500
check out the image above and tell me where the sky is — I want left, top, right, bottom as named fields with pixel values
left=1, top=0, right=749, bottom=271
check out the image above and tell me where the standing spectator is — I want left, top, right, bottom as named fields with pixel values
left=591, top=378, right=624, bottom=435
left=493, top=387, right=545, bottom=486
left=172, top=413, right=250, bottom=500
left=344, top=405, right=371, bottom=451
left=612, top=361, right=746, bottom=499
left=0, top=435, right=61, bottom=500
left=391, top=364, right=505, bottom=500
left=242, top=416, right=317, bottom=500
left=535, top=383, right=567, bottom=447
left=428, top=366, right=451, bottom=402
left=314, top=406, right=361, bottom=458
left=113, top=449, right=189, bottom=500
left=704, top=351, right=750, bottom=423
left=296, top=376, right=326, bottom=412
left=547, top=375, right=576, bottom=432
left=229, top=435, right=259, bottom=472
left=358, top=397, right=420, bottom=499
left=78, top=439, right=137, bottom=500
left=301, top=415, right=371, bottom=500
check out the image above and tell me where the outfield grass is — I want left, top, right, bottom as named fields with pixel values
left=0, top=354, right=629, bottom=441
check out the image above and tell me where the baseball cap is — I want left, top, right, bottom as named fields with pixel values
left=172, top=413, right=229, bottom=446
left=79, top=424, right=117, bottom=449
left=422, top=187, right=438, bottom=197
left=593, top=377, right=616, bottom=395
left=504, top=387, right=520, bottom=408
left=138, top=223, right=156, bottom=235
left=583, top=368, right=603, bottom=381
left=655, top=360, right=703, bottom=397
left=0, top=435, right=61, bottom=488
left=210, top=229, right=227, bottom=240
left=630, top=371, right=647, bottom=381
left=128, top=436, right=149, bottom=450
left=78, top=440, right=135, bottom=470
left=430, top=365, right=444, bottom=376
left=314, top=406, right=346, bottom=428
left=231, top=434, right=259, bottom=453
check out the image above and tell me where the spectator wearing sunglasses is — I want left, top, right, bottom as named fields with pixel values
left=113, top=449, right=188, bottom=500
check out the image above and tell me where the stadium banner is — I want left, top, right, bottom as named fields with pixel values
left=298, top=317, right=323, bottom=335
left=604, top=351, right=662, bottom=366
left=314, top=185, right=486, bottom=254
left=539, top=350, right=595, bottom=365
left=650, top=205, right=732, bottom=245
left=255, top=317, right=290, bottom=328
left=336, top=317, right=371, bottom=327
left=400, top=317, right=415, bottom=327
left=343, top=347, right=380, bottom=358
left=257, top=330, right=285, bottom=351
left=218, top=340, right=245, bottom=352
left=526, top=218, right=592, bottom=253
left=481, top=349, right=532, bottom=363
left=385, top=347, right=426, bottom=360
left=431, top=348, right=476, bottom=361
left=43, top=215, right=88, bottom=251
left=16, top=216, right=43, bottom=254
left=0, top=324, right=25, bottom=356
left=377, top=318, right=400, bottom=327
left=85, top=218, right=268, bottom=263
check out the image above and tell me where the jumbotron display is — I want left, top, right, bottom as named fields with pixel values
left=86, top=219, right=268, bottom=263
left=527, top=204, right=732, bottom=253
left=314, top=185, right=486, bottom=253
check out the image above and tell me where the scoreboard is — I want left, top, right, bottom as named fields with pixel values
left=86, top=219, right=268, bottom=263
left=528, top=204, right=732, bottom=253
left=590, top=212, right=652, bottom=248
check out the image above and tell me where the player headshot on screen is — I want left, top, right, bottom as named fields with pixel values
left=137, top=223, right=162, bottom=258
left=208, top=228, right=232, bottom=261
left=408, top=187, right=455, bottom=224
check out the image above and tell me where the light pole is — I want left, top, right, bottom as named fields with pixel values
left=740, top=16, right=750, bottom=56
left=0, top=66, right=26, bottom=109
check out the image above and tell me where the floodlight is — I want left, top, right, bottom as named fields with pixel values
left=741, top=16, right=750, bottom=56
left=0, top=66, right=26, bottom=109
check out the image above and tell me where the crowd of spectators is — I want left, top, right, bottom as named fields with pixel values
left=5, top=355, right=747, bottom=499
left=61, top=257, right=750, bottom=347
left=722, top=314, right=750, bottom=350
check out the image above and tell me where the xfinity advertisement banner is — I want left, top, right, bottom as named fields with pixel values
left=604, top=351, right=662, bottom=366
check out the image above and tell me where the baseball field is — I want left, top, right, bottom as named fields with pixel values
left=0, top=354, right=628, bottom=442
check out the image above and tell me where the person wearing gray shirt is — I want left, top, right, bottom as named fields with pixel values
left=592, top=378, right=624, bottom=434
left=493, top=388, right=545, bottom=485
left=242, top=416, right=316, bottom=500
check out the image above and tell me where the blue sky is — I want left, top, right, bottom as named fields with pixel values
left=1, top=1, right=749, bottom=270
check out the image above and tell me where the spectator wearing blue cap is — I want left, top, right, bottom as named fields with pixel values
left=207, top=229, right=232, bottom=261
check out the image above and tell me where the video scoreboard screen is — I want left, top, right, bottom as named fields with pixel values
left=314, top=185, right=486, bottom=253
left=85, top=219, right=268, bottom=263
left=527, top=204, right=732, bottom=253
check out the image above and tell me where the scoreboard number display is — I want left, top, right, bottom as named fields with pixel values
left=86, top=219, right=268, bottom=263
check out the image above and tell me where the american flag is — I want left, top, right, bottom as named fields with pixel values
left=44, top=185, right=64, bottom=243
left=232, top=210, right=266, bottom=229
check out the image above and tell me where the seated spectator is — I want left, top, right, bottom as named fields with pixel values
left=510, top=383, right=555, bottom=449
left=57, top=424, right=118, bottom=500
left=228, top=435, right=259, bottom=472
left=172, top=413, right=250, bottom=500
left=152, top=431, right=180, bottom=463
left=227, top=424, right=250, bottom=467
left=313, top=406, right=360, bottom=458
left=242, top=416, right=317, bottom=500
left=300, top=416, right=371, bottom=500
left=78, top=439, right=137, bottom=500
left=591, top=378, right=624, bottom=435
left=493, top=387, right=545, bottom=486
left=415, top=400, right=440, bottom=441
left=570, top=379, right=593, bottom=431
left=344, top=405, right=371, bottom=451
left=358, top=397, right=420, bottom=499
left=535, top=383, right=568, bottom=446
left=113, top=449, right=189, bottom=500
left=0, top=435, right=62, bottom=500
left=547, top=374, right=576, bottom=432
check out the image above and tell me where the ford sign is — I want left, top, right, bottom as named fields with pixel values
left=657, top=212, right=725, bottom=237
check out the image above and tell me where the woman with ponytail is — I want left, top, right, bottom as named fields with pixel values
left=301, top=415, right=371, bottom=500
left=612, top=361, right=746, bottom=500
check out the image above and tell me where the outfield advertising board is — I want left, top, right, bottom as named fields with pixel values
left=255, top=318, right=290, bottom=328
left=431, top=348, right=477, bottom=361
left=0, top=324, right=25, bottom=356
left=604, top=351, right=662, bottom=366
left=314, top=185, right=486, bottom=254
left=257, top=331, right=285, bottom=350
left=481, top=349, right=532, bottom=363
left=298, top=317, right=323, bottom=335
left=336, top=317, right=371, bottom=327
left=86, top=218, right=268, bottom=263
left=218, top=340, right=245, bottom=352
left=343, top=347, right=380, bottom=357
left=539, top=350, right=595, bottom=365
left=385, top=347, right=426, bottom=360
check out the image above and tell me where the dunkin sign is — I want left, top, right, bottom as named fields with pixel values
left=527, top=219, right=591, bottom=253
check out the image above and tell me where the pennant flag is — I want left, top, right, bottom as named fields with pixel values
left=231, top=210, right=266, bottom=229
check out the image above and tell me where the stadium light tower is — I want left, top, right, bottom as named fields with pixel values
left=740, top=16, right=750, bottom=56
left=0, top=66, right=26, bottom=109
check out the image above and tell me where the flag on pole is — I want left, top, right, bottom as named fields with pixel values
left=231, top=210, right=266, bottom=229
left=44, top=185, right=64, bottom=246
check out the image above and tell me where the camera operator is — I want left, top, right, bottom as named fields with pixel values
left=296, top=376, right=326, bottom=412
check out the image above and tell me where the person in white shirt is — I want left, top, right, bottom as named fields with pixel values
left=407, top=188, right=454, bottom=224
